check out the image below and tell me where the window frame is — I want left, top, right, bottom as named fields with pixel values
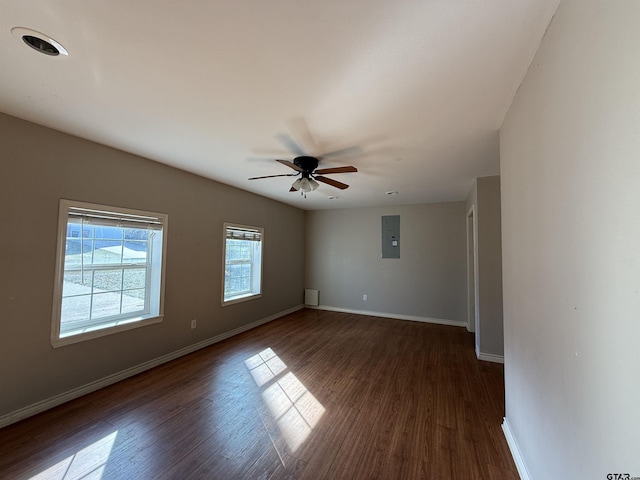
left=51, top=199, right=168, bottom=347
left=222, top=222, right=264, bottom=306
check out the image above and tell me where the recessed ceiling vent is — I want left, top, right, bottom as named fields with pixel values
left=11, top=27, right=68, bottom=56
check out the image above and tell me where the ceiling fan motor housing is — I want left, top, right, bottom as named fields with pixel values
left=293, top=156, right=319, bottom=174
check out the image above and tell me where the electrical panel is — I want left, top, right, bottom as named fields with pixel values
left=381, top=215, right=400, bottom=258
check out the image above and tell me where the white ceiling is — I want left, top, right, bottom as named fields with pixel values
left=0, top=0, right=559, bottom=210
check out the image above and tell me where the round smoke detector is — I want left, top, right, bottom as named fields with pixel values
left=11, top=27, right=68, bottom=56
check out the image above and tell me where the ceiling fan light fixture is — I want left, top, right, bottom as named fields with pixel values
left=291, top=177, right=319, bottom=197
left=299, top=177, right=318, bottom=193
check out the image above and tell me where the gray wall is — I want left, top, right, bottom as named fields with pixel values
left=465, top=175, right=504, bottom=358
left=500, top=0, right=640, bottom=477
left=305, top=203, right=467, bottom=323
left=0, top=113, right=305, bottom=418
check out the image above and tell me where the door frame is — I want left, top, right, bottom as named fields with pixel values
left=466, top=205, right=480, bottom=356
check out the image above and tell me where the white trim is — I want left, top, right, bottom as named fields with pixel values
left=310, top=305, right=466, bottom=328
left=221, top=292, right=262, bottom=307
left=502, top=417, right=530, bottom=480
left=466, top=204, right=480, bottom=346
left=477, top=352, right=505, bottom=364
left=52, top=314, right=164, bottom=348
left=0, top=304, right=303, bottom=429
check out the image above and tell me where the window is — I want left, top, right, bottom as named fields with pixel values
left=223, top=223, right=263, bottom=305
left=51, top=199, right=167, bottom=346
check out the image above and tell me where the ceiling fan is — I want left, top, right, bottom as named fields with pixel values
left=248, top=119, right=359, bottom=197
left=248, top=156, right=357, bottom=197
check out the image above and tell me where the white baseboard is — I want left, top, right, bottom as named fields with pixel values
left=310, top=305, right=466, bottom=328
left=0, top=304, right=303, bottom=429
left=502, top=417, right=530, bottom=480
left=477, top=352, right=505, bottom=364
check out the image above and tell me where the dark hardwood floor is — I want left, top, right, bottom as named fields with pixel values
left=0, top=309, right=518, bottom=479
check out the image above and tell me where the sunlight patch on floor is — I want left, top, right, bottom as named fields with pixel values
left=245, top=349, right=325, bottom=453
left=29, top=431, right=118, bottom=480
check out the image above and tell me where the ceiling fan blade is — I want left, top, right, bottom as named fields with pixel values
left=314, top=166, right=358, bottom=175
left=315, top=176, right=349, bottom=190
left=286, top=118, right=317, bottom=155
left=318, top=146, right=361, bottom=159
left=248, top=173, right=298, bottom=180
left=275, top=133, right=306, bottom=156
left=276, top=159, right=304, bottom=172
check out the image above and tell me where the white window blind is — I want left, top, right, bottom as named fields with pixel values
left=68, top=206, right=164, bottom=230
left=225, top=226, right=262, bottom=242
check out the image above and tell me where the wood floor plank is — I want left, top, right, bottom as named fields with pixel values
left=0, top=309, right=517, bottom=479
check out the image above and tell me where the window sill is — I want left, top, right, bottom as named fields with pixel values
left=222, top=292, right=261, bottom=307
left=51, top=314, right=163, bottom=348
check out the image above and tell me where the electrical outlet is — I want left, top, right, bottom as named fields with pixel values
left=363, top=294, right=367, bottom=301
left=191, top=319, right=197, bottom=329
